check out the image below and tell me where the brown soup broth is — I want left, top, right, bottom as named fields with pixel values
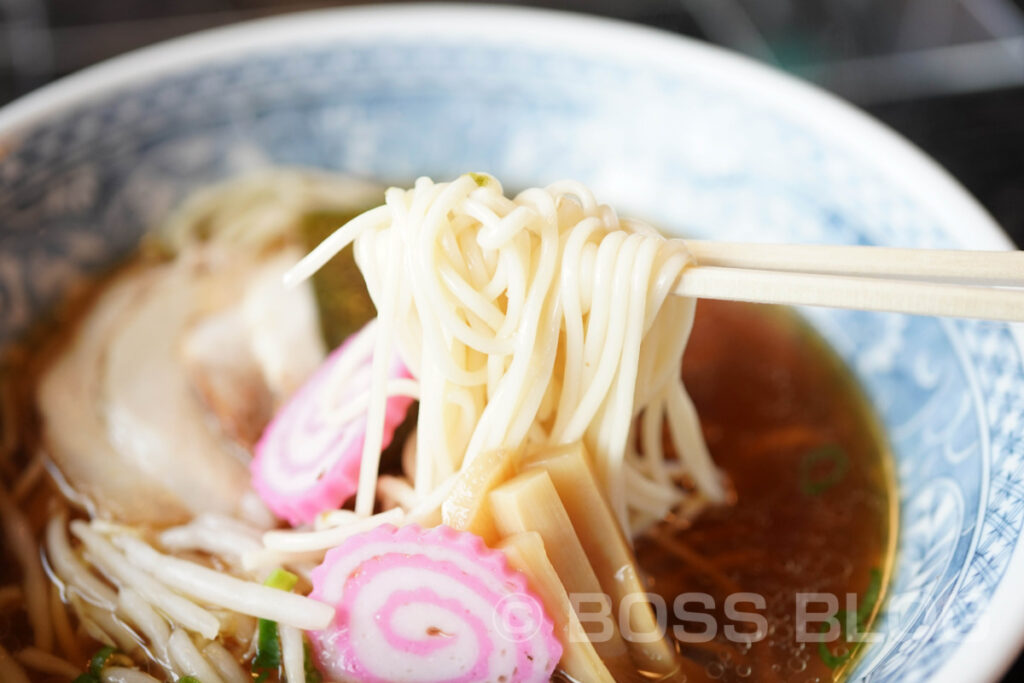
left=633, top=300, right=896, bottom=683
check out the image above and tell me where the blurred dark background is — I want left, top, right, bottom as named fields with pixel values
left=1, top=0, right=1023, bottom=679
left=1, top=0, right=1023, bottom=250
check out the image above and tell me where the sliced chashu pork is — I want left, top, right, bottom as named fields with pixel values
left=100, top=256, right=254, bottom=523
left=38, top=248, right=325, bottom=526
left=182, top=307, right=274, bottom=447
left=37, top=268, right=188, bottom=525
left=182, top=248, right=325, bottom=446
left=242, top=249, right=326, bottom=400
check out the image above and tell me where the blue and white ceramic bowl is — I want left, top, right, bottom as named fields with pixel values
left=1, top=5, right=1022, bottom=681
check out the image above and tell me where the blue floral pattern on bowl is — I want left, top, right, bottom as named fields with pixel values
left=1, top=12, right=1022, bottom=681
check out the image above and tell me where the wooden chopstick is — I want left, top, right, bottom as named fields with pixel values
left=674, top=266, right=1024, bottom=322
left=682, top=240, right=1024, bottom=287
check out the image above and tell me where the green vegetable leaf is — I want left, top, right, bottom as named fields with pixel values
left=799, top=444, right=850, bottom=496
left=180, top=678, right=203, bottom=683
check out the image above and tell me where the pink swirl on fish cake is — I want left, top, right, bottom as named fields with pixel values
left=309, top=524, right=561, bottom=683
left=251, top=320, right=414, bottom=525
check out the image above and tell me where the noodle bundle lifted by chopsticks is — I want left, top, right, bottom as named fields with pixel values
left=288, top=173, right=726, bottom=535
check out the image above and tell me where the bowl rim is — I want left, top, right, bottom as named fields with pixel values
left=1, top=3, right=1022, bottom=681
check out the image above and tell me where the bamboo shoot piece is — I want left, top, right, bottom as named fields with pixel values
left=499, top=532, right=616, bottom=683
left=527, top=443, right=679, bottom=675
left=441, top=448, right=517, bottom=545
left=489, top=470, right=630, bottom=664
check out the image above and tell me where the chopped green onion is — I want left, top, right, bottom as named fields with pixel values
left=799, top=444, right=850, bottom=496
left=252, top=568, right=298, bottom=681
left=76, top=646, right=134, bottom=683
left=254, top=617, right=282, bottom=682
left=88, top=646, right=117, bottom=677
left=817, top=609, right=852, bottom=669
left=818, top=568, right=884, bottom=669
left=180, top=678, right=202, bottom=683
left=264, top=568, right=299, bottom=592
left=857, top=568, right=883, bottom=624
left=304, top=639, right=323, bottom=683
left=469, top=172, right=492, bottom=187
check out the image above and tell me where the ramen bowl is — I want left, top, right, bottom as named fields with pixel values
left=0, top=4, right=1022, bottom=682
